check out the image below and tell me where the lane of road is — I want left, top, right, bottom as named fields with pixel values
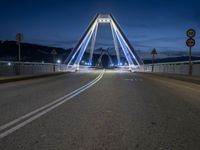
left=0, top=72, right=99, bottom=126
left=0, top=71, right=200, bottom=150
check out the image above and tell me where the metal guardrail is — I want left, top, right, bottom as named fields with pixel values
left=1, top=60, right=200, bottom=76
left=142, top=60, right=200, bottom=76
left=0, top=61, right=53, bottom=65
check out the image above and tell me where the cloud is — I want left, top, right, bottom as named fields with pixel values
left=146, top=37, right=184, bottom=42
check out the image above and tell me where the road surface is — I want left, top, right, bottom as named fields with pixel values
left=0, top=71, right=200, bottom=150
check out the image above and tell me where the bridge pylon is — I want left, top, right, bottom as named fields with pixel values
left=64, top=14, right=143, bottom=71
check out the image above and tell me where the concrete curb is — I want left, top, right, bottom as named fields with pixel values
left=0, top=72, right=69, bottom=84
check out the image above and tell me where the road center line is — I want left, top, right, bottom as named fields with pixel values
left=0, top=71, right=104, bottom=139
left=0, top=72, right=102, bottom=131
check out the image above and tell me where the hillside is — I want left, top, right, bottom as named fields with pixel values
left=1, top=41, right=200, bottom=65
left=0, top=41, right=71, bottom=63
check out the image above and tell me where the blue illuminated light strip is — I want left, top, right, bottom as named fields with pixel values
left=111, top=22, right=133, bottom=66
left=67, top=29, right=92, bottom=66
left=67, top=47, right=80, bottom=67
left=89, top=23, right=99, bottom=64
left=67, top=40, right=84, bottom=66
left=75, top=31, right=92, bottom=65
left=125, top=44, right=140, bottom=66
left=116, top=30, right=134, bottom=65
left=75, top=26, right=95, bottom=65
left=68, top=22, right=97, bottom=67
left=111, top=21, right=140, bottom=66
left=110, top=23, right=120, bottom=65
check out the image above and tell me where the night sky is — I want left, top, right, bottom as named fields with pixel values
left=0, top=0, right=200, bottom=58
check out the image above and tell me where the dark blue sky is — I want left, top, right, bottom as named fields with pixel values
left=0, top=0, right=200, bottom=58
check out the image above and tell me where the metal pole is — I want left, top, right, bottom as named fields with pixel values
left=189, top=46, right=192, bottom=75
left=18, top=42, right=21, bottom=62
left=18, top=42, right=21, bottom=75
left=152, top=55, right=154, bottom=72
left=53, top=55, right=55, bottom=72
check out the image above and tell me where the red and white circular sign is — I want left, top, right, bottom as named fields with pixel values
left=186, top=38, right=195, bottom=47
left=186, top=29, right=196, bottom=38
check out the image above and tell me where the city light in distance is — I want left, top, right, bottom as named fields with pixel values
left=57, top=59, right=61, bottom=64
left=7, top=62, right=11, bottom=66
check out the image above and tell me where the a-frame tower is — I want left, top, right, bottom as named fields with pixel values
left=64, top=14, right=143, bottom=70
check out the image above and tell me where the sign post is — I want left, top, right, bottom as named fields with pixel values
left=16, top=33, right=23, bottom=75
left=151, top=48, right=157, bottom=72
left=186, top=29, right=196, bottom=75
left=16, top=33, right=23, bottom=62
left=51, top=49, right=57, bottom=72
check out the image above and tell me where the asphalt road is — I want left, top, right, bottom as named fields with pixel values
left=0, top=71, right=200, bottom=150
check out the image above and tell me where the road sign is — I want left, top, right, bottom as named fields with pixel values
left=186, top=29, right=196, bottom=76
left=16, top=33, right=23, bottom=42
left=16, top=33, right=23, bottom=63
left=151, top=48, right=157, bottom=55
left=186, top=29, right=196, bottom=38
left=186, top=38, right=195, bottom=47
left=151, top=48, right=157, bottom=72
left=51, top=49, right=57, bottom=55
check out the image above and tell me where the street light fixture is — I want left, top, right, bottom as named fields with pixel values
left=57, top=59, right=61, bottom=64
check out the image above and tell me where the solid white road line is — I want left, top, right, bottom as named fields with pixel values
left=0, top=71, right=104, bottom=139
left=0, top=72, right=102, bottom=132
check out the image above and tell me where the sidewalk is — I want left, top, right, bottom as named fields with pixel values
left=0, top=72, right=68, bottom=84
left=138, top=72, right=200, bottom=85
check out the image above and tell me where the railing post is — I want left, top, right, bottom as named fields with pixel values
left=53, top=64, right=56, bottom=72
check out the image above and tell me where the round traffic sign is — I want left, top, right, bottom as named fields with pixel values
left=186, top=29, right=196, bottom=38
left=186, top=38, right=195, bottom=47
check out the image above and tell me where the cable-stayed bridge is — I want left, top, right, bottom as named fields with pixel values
left=0, top=14, right=200, bottom=150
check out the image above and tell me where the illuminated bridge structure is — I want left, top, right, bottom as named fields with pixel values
left=64, top=14, right=143, bottom=71
left=96, top=49, right=114, bottom=68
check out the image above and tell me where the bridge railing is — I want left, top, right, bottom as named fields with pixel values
left=141, top=60, right=200, bottom=76
left=2, top=60, right=199, bottom=76
left=0, top=61, right=69, bottom=76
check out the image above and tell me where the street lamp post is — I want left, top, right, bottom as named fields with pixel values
left=151, top=48, right=157, bottom=72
